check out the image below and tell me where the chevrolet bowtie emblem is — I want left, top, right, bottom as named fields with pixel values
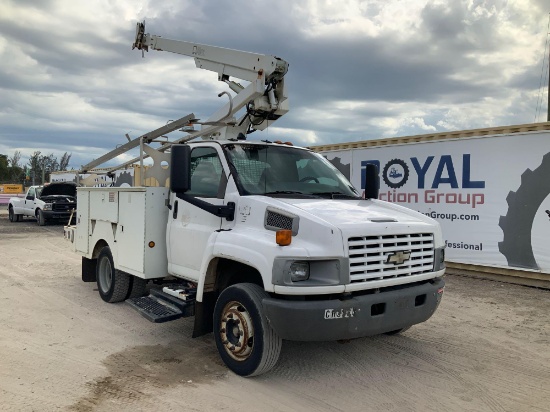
left=386, top=250, right=411, bottom=265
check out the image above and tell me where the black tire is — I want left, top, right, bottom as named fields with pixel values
left=36, top=209, right=46, bottom=226
left=8, top=207, right=22, bottom=222
left=8, top=207, right=16, bottom=222
left=126, top=276, right=148, bottom=299
left=213, top=283, right=282, bottom=377
left=384, top=326, right=411, bottom=335
left=96, top=246, right=130, bottom=303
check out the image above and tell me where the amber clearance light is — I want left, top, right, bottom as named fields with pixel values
left=276, top=230, right=292, bottom=246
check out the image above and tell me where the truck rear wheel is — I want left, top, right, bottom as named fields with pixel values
left=126, top=276, right=148, bottom=299
left=96, top=246, right=130, bottom=303
left=213, top=283, right=282, bottom=377
left=8, top=207, right=21, bottom=222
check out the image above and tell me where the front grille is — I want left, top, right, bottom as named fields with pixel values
left=348, top=233, right=434, bottom=283
left=266, top=211, right=293, bottom=231
left=53, top=203, right=74, bottom=212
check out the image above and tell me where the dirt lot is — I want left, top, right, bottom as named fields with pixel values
left=0, top=210, right=549, bottom=412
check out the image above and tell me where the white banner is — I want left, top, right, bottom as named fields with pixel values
left=322, top=130, right=550, bottom=273
left=50, top=169, right=134, bottom=187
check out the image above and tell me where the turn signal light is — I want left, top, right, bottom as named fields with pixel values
left=276, top=230, right=292, bottom=246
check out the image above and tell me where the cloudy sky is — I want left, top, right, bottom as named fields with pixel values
left=1, top=0, right=549, bottom=170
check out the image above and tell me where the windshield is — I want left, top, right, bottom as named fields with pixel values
left=223, top=144, right=359, bottom=198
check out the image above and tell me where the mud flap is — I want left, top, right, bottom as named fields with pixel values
left=82, top=257, right=97, bottom=282
left=192, top=291, right=217, bottom=338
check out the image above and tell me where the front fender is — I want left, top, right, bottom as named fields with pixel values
left=196, top=229, right=292, bottom=301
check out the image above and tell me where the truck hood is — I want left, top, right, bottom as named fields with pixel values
left=280, top=198, right=432, bottom=225
left=40, top=182, right=77, bottom=198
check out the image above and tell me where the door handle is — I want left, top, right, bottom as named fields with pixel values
left=173, top=200, right=178, bottom=219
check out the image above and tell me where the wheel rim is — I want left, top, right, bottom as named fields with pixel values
left=98, top=256, right=113, bottom=294
left=219, top=300, right=254, bottom=361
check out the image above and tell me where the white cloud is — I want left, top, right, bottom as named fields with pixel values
left=0, top=0, right=549, bottom=167
left=269, top=127, right=321, bottom=145
left=292, top=0, right=431, bottom=39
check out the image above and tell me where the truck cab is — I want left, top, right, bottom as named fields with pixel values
left=168, top=140, right=445, bottom=342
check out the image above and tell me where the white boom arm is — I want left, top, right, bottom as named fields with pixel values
left=133, top=24, right=287, bottom=83
left=133, top=22, right=289, bottom=138
left=75, top=23, right=291, bottom=182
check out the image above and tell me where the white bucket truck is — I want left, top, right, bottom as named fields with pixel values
left=65, top=23, right=445, bottom=376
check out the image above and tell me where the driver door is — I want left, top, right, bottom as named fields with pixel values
left=167, top=146, right=227, bottom=281
left=23, top=187, right=36, bottom=216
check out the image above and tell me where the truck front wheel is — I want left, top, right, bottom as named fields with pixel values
left=213, top=283, right=282, bottom=377
left=96, top=246, right=130, bottom=303
left=36, top=210, right=46, bottom=226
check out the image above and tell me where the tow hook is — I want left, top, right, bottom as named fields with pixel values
left=436, top=287, right=444, bottom=303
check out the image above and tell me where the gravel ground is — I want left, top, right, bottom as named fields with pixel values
left=0, top=209, right=549, bottom=411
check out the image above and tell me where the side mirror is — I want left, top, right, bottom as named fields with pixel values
left=170, top=144, right=191, bottom=193
left=364, top=163, right=379, bottom=199
left=26, top=195, right=34, bottom=201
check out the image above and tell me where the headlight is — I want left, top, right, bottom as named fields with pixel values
left=290, top=261, right=310, bottom=282
left=273, top=258, right=347, bottom=286
left=43, top=204, right=52, bottom=210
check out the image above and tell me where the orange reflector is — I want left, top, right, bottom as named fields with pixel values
left=274, top=140, right=283, bottom=144
left=284, top=141, right=293, bottom=146
left=276, top=230, right=292, bottom=246
left=148, top=241, right=155, bottom=248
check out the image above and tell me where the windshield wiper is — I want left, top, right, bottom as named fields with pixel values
left=313, top=192, right=361, bottom=199
left=264, top=191, right=319, bottom=198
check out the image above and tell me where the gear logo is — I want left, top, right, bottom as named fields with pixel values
left=382, top=159, right=409, bottom=189
left=498, top=152, right=550, bottom=270
left=114, top=171, right=133, bottom=187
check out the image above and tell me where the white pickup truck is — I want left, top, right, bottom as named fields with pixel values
left=8, top=182, right=77, bottom=225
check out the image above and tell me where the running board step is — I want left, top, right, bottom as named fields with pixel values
left=126, top=288, right=195, bottom=323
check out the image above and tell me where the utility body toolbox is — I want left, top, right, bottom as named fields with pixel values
left=73, top=187, right=169, bottom=279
